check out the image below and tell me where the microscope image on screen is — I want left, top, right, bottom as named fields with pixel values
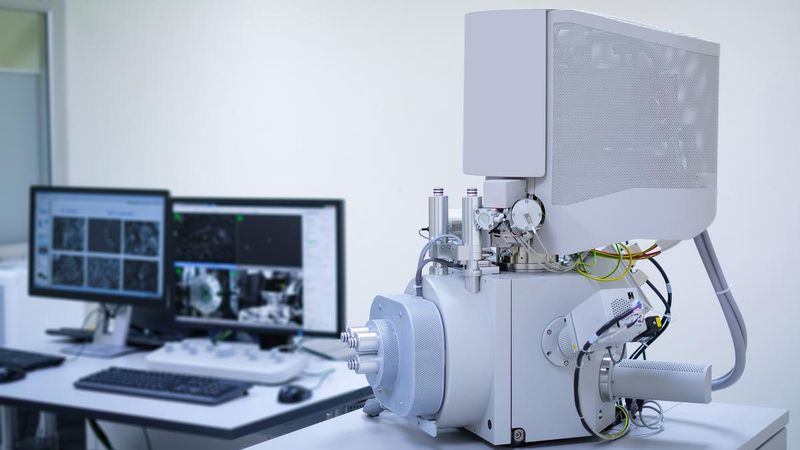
left=125, top=221, right=160, bottom=256
left=174, top=266, right=304, bottom=328
left=172, top=210, right=306, bottom=329
left=43, top=210, right=162, bottom=295
left=88, top=219, right=122, bottom=253
left=52, top=217, right=85, bottom=251
left=87, top=257, right=120, bottom=289
left=123, top=260, right=160, bottom=293
left=51, top=254, right=84, bottom=286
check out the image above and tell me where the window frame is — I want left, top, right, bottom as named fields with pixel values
left=0, top=0, right=66, bottom=258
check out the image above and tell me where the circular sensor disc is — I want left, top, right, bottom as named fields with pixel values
left=510, top=198, right=543, bottom=232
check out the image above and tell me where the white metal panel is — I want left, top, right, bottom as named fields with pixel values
left=509, top=272, right=615, bottom=441
left=463, top=10, right=546, bottom=177
left=464, top=275, right=512, bottom=444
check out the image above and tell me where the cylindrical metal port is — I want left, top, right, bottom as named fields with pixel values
left=347, top=354, right=380, bottom=374
left=341, top=326, right=370, bottom=348
left=352, top=330, right=380, bottom=354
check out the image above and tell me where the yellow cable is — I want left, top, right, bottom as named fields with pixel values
left=576, top=243, right=634, bottom=282
left=602, top=405, right=630, bottom=440
left=600, top=244, right=624, bottom=279
left=595, top=242, right=658, bottom=260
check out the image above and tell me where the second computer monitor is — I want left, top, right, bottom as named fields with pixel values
left=170, top=198, right=344, bottom=337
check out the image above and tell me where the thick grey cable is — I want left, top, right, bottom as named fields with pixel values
left=693, top=230, right=747, bottom=390
left=415, top=258, right=463, bottom=296
left=694, top=230, right=748, bottom=347
left=695, top=231, right=748, bottom=344
left=415, top=234, right=463, bottom=296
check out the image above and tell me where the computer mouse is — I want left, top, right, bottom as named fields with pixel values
left=0, top=366, right=26, bottom=383
left=277, top=384, right=312, bottom=404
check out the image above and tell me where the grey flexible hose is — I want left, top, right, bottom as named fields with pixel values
left=415, top=234, right=463, bottom=296
left=693, top=230, right=747, bottom=390
left=415, top=258, right=462, bottom=297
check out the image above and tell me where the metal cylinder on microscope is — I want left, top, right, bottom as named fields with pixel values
left=428, top=188, right=449, bottom=275
left=353, top=330, right=380, bottom=354
left=462, top=188, right=482, bottom=293
left=347, top=354, right=380, bottom=374
left=340, top=326, right=370, bottom=344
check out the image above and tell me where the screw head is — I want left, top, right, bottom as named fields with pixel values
left=512, top=428, right=525, bottom=443
left=546, top=329, right=552, bottom=335
left=563, top=360, right=569, bottom=366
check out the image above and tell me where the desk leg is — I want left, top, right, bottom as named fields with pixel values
left=0, top=406, right=16, bottom=450
left=35, top=412, right=59, bottom=449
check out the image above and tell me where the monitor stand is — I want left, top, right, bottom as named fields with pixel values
left=62, top=305, right=137, bottom=358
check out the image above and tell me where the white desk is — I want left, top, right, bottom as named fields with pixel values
left=248, top=402, right=789, bottom=450
left=0, top=339, right=371, bottom=439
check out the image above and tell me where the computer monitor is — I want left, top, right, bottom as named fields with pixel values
left=29, top=186, right=170, bottom=356
left=170, top=198, right=345, bottom=339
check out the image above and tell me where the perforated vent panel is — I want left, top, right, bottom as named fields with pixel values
left=558, top=328, right=574, bottom=356
left=550, top=22, right=718, bottom=205
left=610, top=297, right=630, bottom=318
left=617, top=359, right=706, bottom=373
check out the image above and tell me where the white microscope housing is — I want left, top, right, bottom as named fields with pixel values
left=343, top=9, right=743, bottom=446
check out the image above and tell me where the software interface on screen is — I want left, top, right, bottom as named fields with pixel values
left=171, top=202, right=339, bottom=334
left=32, top=191, right=166, bottom=299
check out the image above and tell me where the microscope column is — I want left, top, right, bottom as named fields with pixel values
left=462, top=188, right=482, bottom=293
left=428, top=188, right=449, bottom=275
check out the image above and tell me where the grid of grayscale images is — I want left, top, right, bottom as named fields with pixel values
left=50, top=217, right=161, bottom=294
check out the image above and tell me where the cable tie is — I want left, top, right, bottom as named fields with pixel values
left=666, top=283, right=672, bottom=294
left=715, top=284, right=733, bottom=296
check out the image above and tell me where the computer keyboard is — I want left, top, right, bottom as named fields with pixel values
left=74, top=367, right=253, bottom=405
left=0, top=347, right=65, bottom=371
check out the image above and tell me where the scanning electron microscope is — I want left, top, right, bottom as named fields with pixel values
left=342, top=9, right=746, bottom=446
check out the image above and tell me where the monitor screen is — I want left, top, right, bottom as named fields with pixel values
left=29, top=187, right=169, bottom=306
left=170, top=199, right=344, bottom=336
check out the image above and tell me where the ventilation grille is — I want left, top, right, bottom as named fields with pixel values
left=550, top=22, right=718, bottom=205
left=617, top=359, right=706, bottom=374
left=610, top=297, right=631, bottom=318
left=558, top=328, right=574, bottom=356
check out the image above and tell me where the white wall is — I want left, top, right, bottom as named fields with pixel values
left=64, top=0, right=800, bottom=443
